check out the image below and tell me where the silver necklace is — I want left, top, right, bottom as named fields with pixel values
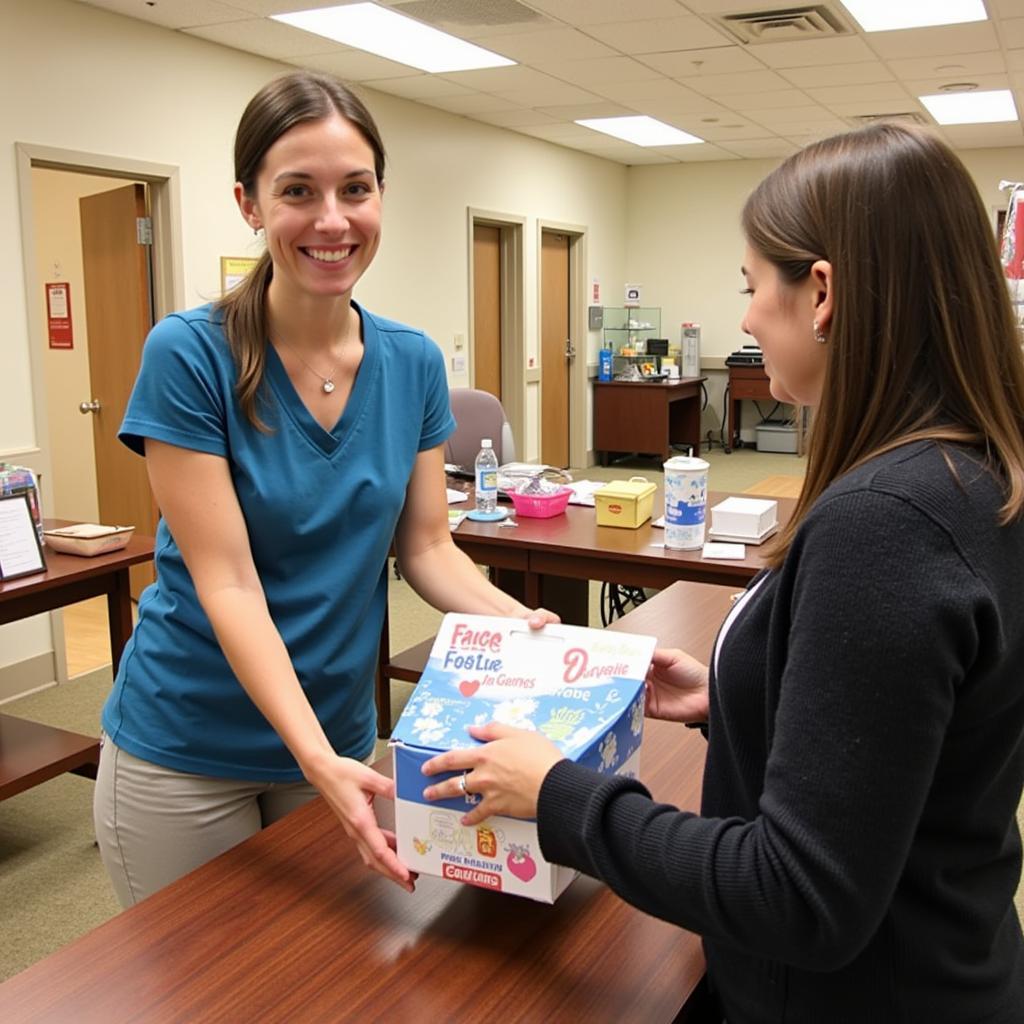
left=276, top=337, right=342, bottom=394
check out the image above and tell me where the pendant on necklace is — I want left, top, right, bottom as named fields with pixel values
left=322, top=379, right=336, bottom=394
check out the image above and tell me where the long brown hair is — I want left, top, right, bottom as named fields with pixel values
left=742, top=122, right=1024, bottom=566
left=214, top=72, right=386, bottom=429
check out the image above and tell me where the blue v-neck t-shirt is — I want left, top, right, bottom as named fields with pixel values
left=101, top=302, right=454, bottom=780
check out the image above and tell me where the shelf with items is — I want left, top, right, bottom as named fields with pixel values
left=601, top=306, right=670, bottom=381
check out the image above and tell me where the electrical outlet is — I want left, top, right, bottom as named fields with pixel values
left=453, top=333, right=465, bottom=350
left=451, top=355, right=466, bottom=373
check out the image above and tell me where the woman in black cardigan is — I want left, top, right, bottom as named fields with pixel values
left=423, top=123, right=1024, bottom=1023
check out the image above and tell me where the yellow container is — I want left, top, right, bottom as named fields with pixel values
left=594, top=476, right=656, bottom=529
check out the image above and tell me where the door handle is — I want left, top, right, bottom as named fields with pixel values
left=79, top=399, right=101, bottom=414
left=564, top=338, right=576, bottom=360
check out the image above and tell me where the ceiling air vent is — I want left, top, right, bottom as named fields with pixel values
left=848, top=112, right=931, bottom=127
left=715, top=5, right=851, bottom=44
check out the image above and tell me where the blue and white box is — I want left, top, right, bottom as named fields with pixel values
left=391, top=615, right=656, bottom=902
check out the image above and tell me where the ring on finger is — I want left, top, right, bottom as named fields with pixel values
left=458, top=771, right=468, bottom=795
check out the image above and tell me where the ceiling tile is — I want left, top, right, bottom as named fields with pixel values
left=294, top=50, right=425, bottom=80
left=183, top=18, right=343, bottom=58
left=473, top=109, right=561, bottom=128
left=805, top=82, right=913, bottom=106
left=639, top=45, right=768, bottom=78
left=865, top=23, right=999, bottom=60
left=746, top=107, right=847, bottom=129
left=516, top=122, right=613, bottom=142
left=657, top=143, right=741, bottom=162
left=681, top=0, right=808, bottom=11
left=664, top=117, right=774, bottom=141
left=635, top=97, right=749, bottom=120
left=536, top=101, right=635, bottom=119
left=493, top=81, right=607, bottom=106
left=514, top=0, right=690, bottom=26
left=535, top=56, right=669, bottom=87
left=76, top=0, right=253, bottom=28
left=749, top=36, right=877, bottom=70
left=363, top=76, right=476, bottom=100
left=1010, top=51, right=1024, bottom=72
left=997, top=18, right=1024, bottom=50
left=470, top=27, right=618, bottom=62
left=779, top=62, right=895, bottom=88
left=585, top=77, right=708, bottom=105
left=215, top=0, right=370, bottom=14
left=582, top=16, right=732, bottom=53
left=904, top=73, right=1011, bottom=96
left=817, top=98, right=927, bottom=118
left=939, top=122, right=1024, bottom=148
left=711, top=89, right=814, bottom=110
left=421, top=93, right=523, bottom=115
left=718, top=138, right=799, bottom=159
left=883, top=51, right=1005, bottom=79
left=439, top=65, right=566, bottom=91
left=684, top=69, right=795, bottom=97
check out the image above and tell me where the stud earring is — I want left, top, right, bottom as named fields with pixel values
left=813, top=321, right=827, bottom=344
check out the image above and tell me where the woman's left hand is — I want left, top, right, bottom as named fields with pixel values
left=421, top=723, right=564, bottom=826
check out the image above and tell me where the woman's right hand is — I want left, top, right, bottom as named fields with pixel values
left=644, top=648, right=710, bottom=724
left=306, top=755, right=416, bottom=893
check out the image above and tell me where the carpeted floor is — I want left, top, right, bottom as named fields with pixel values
left=2, top=444, right=1020, bottom=982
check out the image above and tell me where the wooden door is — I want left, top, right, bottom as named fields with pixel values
left=473, top=224, right=501, bottom=400
left=80, top=184, right=156, bottom=598
left=540, top=231, right=570, bottom=467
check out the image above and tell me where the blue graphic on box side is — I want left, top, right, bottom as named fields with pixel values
left=393, top=655, right=646, bottom=812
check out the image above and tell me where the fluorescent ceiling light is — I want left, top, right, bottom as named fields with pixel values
left=272, top=3, right=515, bottom=73
left=839, top=0, right=986, bottom=32
left=919, top=89, right=1018, bottom=125
left=575, top=116, right=703, bottom=147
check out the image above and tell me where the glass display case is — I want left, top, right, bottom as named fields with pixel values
left=602, top=307, right=665, bottom=380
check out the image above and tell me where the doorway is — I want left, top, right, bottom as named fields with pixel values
left=468, top=210, right=525, bottom=459
left=17, top=144, right=183, bottom=678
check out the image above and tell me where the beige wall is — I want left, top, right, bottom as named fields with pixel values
left=1, top=0, right=627, bottom=680
left=626, top=147, right=1024, bottom=438
left=34, top=169, right=131, bottom=524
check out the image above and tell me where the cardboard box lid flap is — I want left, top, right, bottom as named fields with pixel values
left=595, top=478, right=656, bottom=500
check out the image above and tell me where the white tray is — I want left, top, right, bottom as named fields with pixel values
left=43, top=524, right=135, bottom=557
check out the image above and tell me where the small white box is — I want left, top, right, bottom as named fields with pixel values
left=709, top=497, right=778, bottom=542
left=391, top=614, right=655, bottom=903
left=756, top=422, right=798, bottom=454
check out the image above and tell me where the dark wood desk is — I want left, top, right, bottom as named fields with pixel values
left=0, top=580, right=734, bottom=1023
left=727, top=364, right=807, bottom=456
left=0, top=521, right=155, bottom=800
left=593, top=377, right=706, bottom=463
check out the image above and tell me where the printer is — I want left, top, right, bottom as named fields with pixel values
left=725, top=344, right=764, bottom=367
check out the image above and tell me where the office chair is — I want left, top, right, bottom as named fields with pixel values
left=444, top=388, right=517, bottom=468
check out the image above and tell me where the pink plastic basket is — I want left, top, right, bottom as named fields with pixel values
left=508, top=486, right=572, bottom=518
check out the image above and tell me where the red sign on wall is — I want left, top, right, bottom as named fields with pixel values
left=46, top=282, right=73, bottom=349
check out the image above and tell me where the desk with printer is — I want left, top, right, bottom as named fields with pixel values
left=724, top=345, right=807, bottom=456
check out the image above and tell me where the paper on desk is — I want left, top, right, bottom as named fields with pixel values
left=567, top=480, right=604, bottom=506
left=702, top=542, right=746, bottom=560
left=447, top=488, right=469, bottom=505
left=448, top=510, right=468, bottom=531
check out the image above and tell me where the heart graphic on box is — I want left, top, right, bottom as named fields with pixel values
left=459, top=679, right=480, bottom=697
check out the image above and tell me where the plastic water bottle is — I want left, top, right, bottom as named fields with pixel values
left=474, top=439, right=499, bottom=515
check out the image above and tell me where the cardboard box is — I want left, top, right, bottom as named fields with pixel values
left=709, top=496, right=778, bottom=541
left=391, top=614, right=656, bottom=902
left=594, top=477, right=656, bottom=529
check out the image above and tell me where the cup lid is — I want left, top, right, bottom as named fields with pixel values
left=664, top=456, right=709, bottom=471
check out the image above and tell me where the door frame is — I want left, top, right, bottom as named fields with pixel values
left=466, top=208, right=525, bottom=458
left=537, top=219, right=587, bottom=469
left=15, top=143, right=185, bottom=682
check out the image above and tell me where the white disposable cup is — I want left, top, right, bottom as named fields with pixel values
left=663, top=456, right=709, bottom=550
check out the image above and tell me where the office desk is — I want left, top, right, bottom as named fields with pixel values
left=593, top=377, right=706, bottom=463
left=0, top=580, right=734, bottom=1023
left=727, top=364, right=807, bottom=456
left=0, top=521, right=154, bottom=800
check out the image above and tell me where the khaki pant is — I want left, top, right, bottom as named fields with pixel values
left=93, top=733, right=320, bottom=908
